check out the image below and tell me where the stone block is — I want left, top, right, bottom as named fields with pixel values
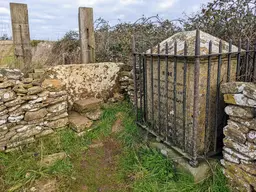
left=85, top=109, right=102, bottom=121
left=24, top=109, right=48, bottom=121
left=2, top=91, right=16, bottom=102
left=27, top=86, right=43, bottom=95
left=225, top=105, right=255, bottom=119
left=224, top=94, right=256, bottom=107
left=221, top=82, right=249, bottom=94
left=7, top=137, right=35, bottom=149
left=223, top=125, right=247, bottom=143
left=5, top=97, right=25, bottom=108
left=73, top=98, right=102, bottom=113
left=0, top=80, right=15, bottom=89
left=39, top=152, right=66, bottom=167
left=230, top=117, right=256, bottom=131
left=69, top=111, right=93, bottom=132
left=243, top=83, right=256, bottom=100
left=47, top=118, right=68, bottom=129
left=47, top=101, right=67, bottom=113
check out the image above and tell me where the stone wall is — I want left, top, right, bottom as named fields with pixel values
left=44, top=62, right=131, bottom=107
left=221, top=82, right=256, bottom=191
left=0, top=69, right=68, bottom=152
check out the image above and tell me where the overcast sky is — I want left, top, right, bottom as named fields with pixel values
left=0, top=0, right=211, bottom=40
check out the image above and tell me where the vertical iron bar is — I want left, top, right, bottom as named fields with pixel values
left=173, top=41, right=177, bottom=145
left=245, top=39, right=249, bottom=82
left=150, top=48, right=154, bottom=130
left=236, top=39, right=241, bottom=81
left=204, top=41, right=212, bottom=155
left=143, top=54, right=147, bottom=122
left=254, top=43, right=256, bottom=83
left=214, top=40, right=222, bottom=153
left=227, top=40, right=232, bottom=82
left=132, top=36, right=138, bottom=121
left=165, top=42, right=169, bottom=142
left=183, top=41, right=188, bottom=151
left=157, top=44, right=161, bottom=134
left=139, top=54, right=142, bottom=121
left=191, top=29, right=200, bottom=167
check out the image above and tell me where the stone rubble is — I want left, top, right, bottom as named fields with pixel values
left=0, top=69, right=68, bottom=151
left=221, top=82, right=256, bottom=192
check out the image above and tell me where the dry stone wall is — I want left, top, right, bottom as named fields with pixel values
left=221, top=82, right=256, bottom=192
left=0, top=69, right=68, bottom=152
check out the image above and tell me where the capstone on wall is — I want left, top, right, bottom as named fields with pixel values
left=221, top=82, right=256, bottom=192
left=44, top=62, right=130, bottom=108
left=0, top=68, right=68, bottom=152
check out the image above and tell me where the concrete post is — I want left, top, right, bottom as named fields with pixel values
left=10, top=3, right=32, bottom=72
left=78, top=7, right=95, bottom=64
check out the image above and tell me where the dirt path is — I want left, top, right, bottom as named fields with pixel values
left=67, top=115, right=129, bottom=192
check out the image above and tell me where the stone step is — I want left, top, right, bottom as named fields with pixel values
left=73, top=97, right=102, bottom=113
left=68, top=111, right=93, bottom=133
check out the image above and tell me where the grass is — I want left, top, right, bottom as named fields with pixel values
left=0, top=101, right=230, bottom=192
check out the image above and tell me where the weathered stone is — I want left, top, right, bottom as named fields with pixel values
left=38, top=90, right=50, bottom=97
left=9, top=107, right=24, bottom=117
left=222, top=160, right=256, bottom=189
left=35, top=129, right=54, bottom=138
left=8, top=104, right=21, bottom=112
left=27, top=86, right=43, bottom=95
left=223, top=147, right=252, bottom=161
left=21, top=95, right=38, bottom=101
left=0, top=109, right=8, bottom=116
left=0, top=114, right=8, bottom=121
left=8, top=115, right=24, bottom=123
left=21, top=103, right=48, bottom=112
left=0, top=104, right=6, bottom=112
left=47, top=112, right=68, bottom=121
left=224, top=94, right=256, bottom=107
left=69, top=111, right=93, bottom=132
left=47, top=118, right=68, bottom=129
left=230, top=117, right=256, bottom=131
left=32, top=79, right=41, bottom=86
left=221, top=82, right=249, bottom=94
left=5, top=97, right=25, bottom=108
left=2, top=91, right=16, bottom=102
left=224, top=137, right=256, bottom=159
left=23, top=83, right=33, bottom=89
left=13, top=84, right=27, bottom=94
left=223, top=151, right=240, bottom=164
left=22, top=78, right=33, bottom=84
left=247, top=131, right=256, bottom=144
left=24, top=109, right=48, bottom=121
left=41, top=79, right=65, bottom=91
left=73, top=98, right=102, bottom=113
left=85, top=109, right=102, bottom=121
left=0, top=68, right=23, bottom=80
left=4, top=130, right=16, bottom=140
left=225, top=105, right=255, bottom=119
left=10, top=126, right=42, bottom=141
left=43, top=95, right=67, bottom=105
left=28, top=96, right=47, bottom=104
left=39, top=152, right=67, bottom=167
left=0, top=80, right=15, bottom=89
left=240, top=163, right=256, bottom=175
left=47, top=101, right=67, bottom=113
left=243, top=83, right=256, bottom=100
left=7, top=137, right=35, bottom=148
left=0, top=119, right=7, bottom=126
left=0, top=74, right=4, bottom=82
left=48, top=91, right=67, bottom=98
left=224, top=125, right=247, bottom=143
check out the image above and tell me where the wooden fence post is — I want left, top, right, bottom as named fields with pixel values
left=10, top=3, right=32, bottom=72
left=78, top=7, right=95, bottom=64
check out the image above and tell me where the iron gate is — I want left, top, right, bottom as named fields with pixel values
left=132, top=30, right=256, bottom=166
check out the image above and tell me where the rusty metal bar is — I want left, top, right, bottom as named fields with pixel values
left=245, top=39, right=250, bottom=82
left=190, top=29, right=200, bottom=167
left=227, top=40, right=232, bottom=82
left=236, top=39, right=241, bottom=80
left=173, top=41, right=177, bottom=145
left=204, top=40, right=212, bottom=155
left=150, top=48, right=154, bottom=130
left=183, top=41, right=188, bottom=151
left=139, top=54, right=143, bottom=121
left=214, top=40, right=222, bottom=153
left=165, top=42, right=169, bottom=142
left=254, top=43, right=256, bottom=83
left=157, top=44, right=161, bottom=134
left=143, top=54, right=147, bottom=122
left=132, top=36, right=138, bottom=121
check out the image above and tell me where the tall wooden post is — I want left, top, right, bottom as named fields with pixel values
left=10, top=3, right=32, bottom=72
left=78, top=7, right=95, bottom=64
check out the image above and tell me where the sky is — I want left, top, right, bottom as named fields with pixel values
left=0, top=0, right=211, bottom=40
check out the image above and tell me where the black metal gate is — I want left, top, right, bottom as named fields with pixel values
left=132, top=30, right=256, bottom=166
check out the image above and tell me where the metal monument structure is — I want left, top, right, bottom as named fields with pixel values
left=132, top=30, right=256, bottom=166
